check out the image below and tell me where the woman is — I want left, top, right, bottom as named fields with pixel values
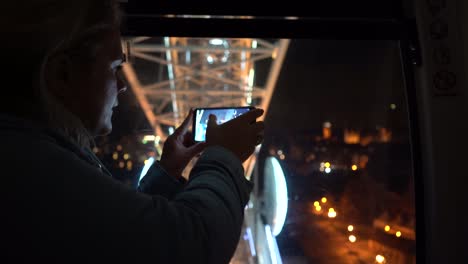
left=0, top=1, right=265, bottom=263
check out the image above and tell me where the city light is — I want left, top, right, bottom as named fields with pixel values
left=324, top=162, right=331, bottom=168
left=245, top=227, right=256, bottom=257
left=119, top=161, right=125, bottom=169
left=315, top=205, right=322, bottom=212
left=209, top=38, right=224, bottom=45
left=279, top=154, right=286, bottom=160
left=265, top=225, right=283, bottom=264
left=396, top=231, right=402, bottom=237
left=142, top=135, right=160, bottom=145
left=168, top=127, right=175, bottom=135
left=328, top=208, right=337, bottom=218
left=206, top=55, right=214, bottom=64
left=252, top=40, right=258, bottom=48
left=264, top=157, right=288, bottom=237
left=390, top=103, right=397, bottom=110
left=314, top=201, right=320, bottom=207
left=112, top=152, right=118, bottom=160
left=351, top=164, right=358, bottom=171
left=376, top=255, right=385, bottom=263
left=321, top=197, right=327, bottom=203
left=348, top=235, right=356, bottom=243
left=325, top=167, right=331, bottom=173
left=123, top=153, right=130, bottom=160
left=385, top=225, right=390, bottom=232
left=139, top=157, right=155, bottom=186
left=143, top=135, right=156, bottom=142
left=248, top=68, right=255, bottom=88
left=348, top=225, right=354, bottom=232
left=116, top=145, right=122, bottom=151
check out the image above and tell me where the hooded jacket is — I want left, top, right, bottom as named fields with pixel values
left=0, top=114, right=253, bottom=264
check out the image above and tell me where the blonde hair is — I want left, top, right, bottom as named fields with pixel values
left=2, top=0, right=121, bottom=149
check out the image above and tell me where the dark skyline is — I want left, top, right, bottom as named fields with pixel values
left=264, top=39, right=409, bottom=133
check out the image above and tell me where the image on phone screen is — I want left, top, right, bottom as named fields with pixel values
left=193, top=107, right=253, bottom=142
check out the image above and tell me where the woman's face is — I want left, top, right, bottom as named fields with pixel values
left=64, top=29, right=127, bottom=136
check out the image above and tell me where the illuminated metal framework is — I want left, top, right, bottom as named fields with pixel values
left=124, top=38, right=289, bottom=263
left=122, top=37, right=290, bottom=147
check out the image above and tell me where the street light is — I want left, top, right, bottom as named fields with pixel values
left=314, top=201, right=320, bottom=207
left=328, top=208, right=337, bottom=218
left=348, top=225, right=354, bottom=232
left=321, top=197, right=327, bottom=203
left=348, top=235, right=356, bottom=243
left=396, top=231, right=402, bottom=238
left=376, top=255, right=385, bottom=263
left=384, top=225, right=390, bottom=232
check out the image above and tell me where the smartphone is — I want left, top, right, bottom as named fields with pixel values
left=192, top=106, right=255, bottom=142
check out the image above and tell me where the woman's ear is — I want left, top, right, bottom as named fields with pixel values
left=43, top=53, right=74, bottom=99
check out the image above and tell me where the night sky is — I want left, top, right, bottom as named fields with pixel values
left=264, top=39, right=409, bottom=134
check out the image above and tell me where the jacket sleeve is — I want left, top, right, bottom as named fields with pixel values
left=42, top=143, right=253, bottom=264
left=176, top=146, right=254, bottom=263
left=137, top=160, right=187, bottom=199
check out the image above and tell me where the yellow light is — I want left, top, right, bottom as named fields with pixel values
left=329, top=208, right=335, bottom=212
left=112, top=152, right=118, bottom=160
left=376, top=255, right=385, bottom=263
left=390, top=103, right=397, bottom=110
left=348, top=235, right=356, bottom=243
left=384, top=225, right=390, bottom=232
left=313, top=201, right=319, bottom=207
left=328, top=210, right=337, bottom=218
left=126, top=161, right=133, bottom=171
left=396, top=231, right=402, bottom=237
left=321, top=197, right=327, bottom=203
left=315, top=205, right=322, bottom=212
left=144, top=159, right=150, bottom=165
left=348, top=225, right=354, bottom=232
left=123, top=153, right=130, bottom=160
left=324, top=162, right=331, bottom=168
left=143, top=135, right=156, bottom=141
left=351, top=165, right=358, bottom=171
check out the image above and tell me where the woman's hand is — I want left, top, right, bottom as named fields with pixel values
left=159, top=110, right=207, bottom=179
left=206, top=108, right=265, bottom=162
